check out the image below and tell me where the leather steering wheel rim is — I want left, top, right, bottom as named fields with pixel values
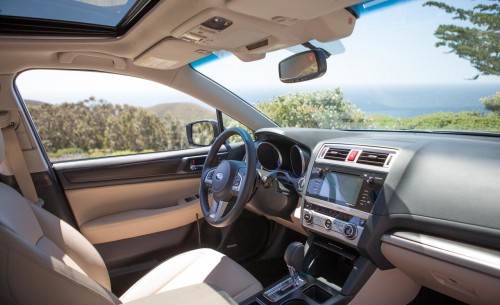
left=199, top=127, right=256, bottom=227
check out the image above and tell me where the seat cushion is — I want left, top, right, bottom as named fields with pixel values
left=120, top=248, right=262, bottom=303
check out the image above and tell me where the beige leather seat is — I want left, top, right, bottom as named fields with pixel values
left=0, top=132, right=262, bottom=305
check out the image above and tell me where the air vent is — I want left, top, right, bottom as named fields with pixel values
left=357, top=151, right=389, bottom=167
left=323, top=148, right=350, bottom=161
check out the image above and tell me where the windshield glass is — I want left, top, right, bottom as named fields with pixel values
left=194, top=0, right=500, bottom=132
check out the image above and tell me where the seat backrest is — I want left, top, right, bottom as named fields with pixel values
left=0, top=130, right=120, bottom=305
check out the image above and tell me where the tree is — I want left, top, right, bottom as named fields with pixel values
left=480, top=92, right=500, bottom=113
left=104, top=105, right=169, bottom=152
left=27, top=97, right=172, bottom=156
left=163, top=113, right=188, bottom=150
left=84, top=97, right=115, bottom=149
left=256, top=89, right=366, bottom=129
left=423, top=1, right=500, bottom=77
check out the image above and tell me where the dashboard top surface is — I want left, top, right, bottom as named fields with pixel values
left=254, top=127, right=500, bottom=252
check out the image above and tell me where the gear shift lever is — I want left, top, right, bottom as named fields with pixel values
left=263, top=242, right=306, bottom=302
left=284, top=242, right=304, bottom=286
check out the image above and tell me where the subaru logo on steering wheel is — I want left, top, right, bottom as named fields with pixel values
left=215, top=172, right=224, bottom=181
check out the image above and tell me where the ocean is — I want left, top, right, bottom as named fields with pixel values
left=240, top=83, right=499, bottom=118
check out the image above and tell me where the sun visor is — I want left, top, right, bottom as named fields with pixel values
left=134, top=39, right=213, bottom=70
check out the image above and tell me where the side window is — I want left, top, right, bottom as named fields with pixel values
left=16, top=70, right=216, bottom=162
left=222, top=113, right=255, bottom=143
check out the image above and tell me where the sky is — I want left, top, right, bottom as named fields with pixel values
left=197, top=0, right=498, bottom=87
left=17, top=70, right=200, bottom=107
left=16, top=0, right=500, bottom=108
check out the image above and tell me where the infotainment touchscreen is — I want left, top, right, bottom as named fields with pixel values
left=317, top=172, right=363, bottom=207
left=306, top=166, right=386, bottom=213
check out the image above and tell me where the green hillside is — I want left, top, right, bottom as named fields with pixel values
left=25, top=99, right=47, bottom=106
left=23, top=99, right=214, bottom=125
left=148, top=102, right=215, bottom=124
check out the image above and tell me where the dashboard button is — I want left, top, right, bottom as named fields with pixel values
left=347, top=150, right=359, bottom=161
left=324, top=219, right=332, bottom=230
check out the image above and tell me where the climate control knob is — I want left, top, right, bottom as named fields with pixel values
left=343, top=223, right=357, bottom=239
left=324, top=219, right=332, bottom=230
left=303, top=210, right=313, bottom=224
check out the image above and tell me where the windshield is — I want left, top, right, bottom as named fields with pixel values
left=194, top=0, right=500, bottom=133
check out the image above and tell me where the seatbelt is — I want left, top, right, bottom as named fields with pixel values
left=1, top=124, right=43, bottom=206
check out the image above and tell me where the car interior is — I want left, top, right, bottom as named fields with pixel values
left=0, top=0, right=499, bottom=305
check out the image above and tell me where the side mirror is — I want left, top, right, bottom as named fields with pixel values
left=186, top=119, right=219, bottom=147
left=279, top=49, right=327, bottom=83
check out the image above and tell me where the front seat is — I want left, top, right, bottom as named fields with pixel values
left=0, top=132, right=262, bottom=305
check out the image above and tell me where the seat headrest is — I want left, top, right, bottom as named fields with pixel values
left=0, top=129, right=5, bottom=163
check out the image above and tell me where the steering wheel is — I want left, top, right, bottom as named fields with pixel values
left=200, top=127, right=256, bottom=227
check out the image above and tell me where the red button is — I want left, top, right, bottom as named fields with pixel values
left=347, top=150, right=359, bottom=161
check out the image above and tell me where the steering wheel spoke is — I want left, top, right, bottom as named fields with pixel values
left=209, top=198, right=228, bottom=220
left=231, top=170, right=245, bottom=195
left=203, top=167, right=217, bottom=188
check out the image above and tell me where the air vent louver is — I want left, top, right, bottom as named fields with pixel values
left=323, top=148, right=350, bottom=161
left=357, top=151, right=389, bottom=167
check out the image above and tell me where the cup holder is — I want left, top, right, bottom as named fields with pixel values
left=303, top=285, right=332, bottom=304
left=282, top=300, right=309, bottom=305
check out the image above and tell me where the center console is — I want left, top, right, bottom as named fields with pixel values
left=301, top=143, right=397, bottom=247
left=244, top=235, right=376, bottom=305
left=243, top=143, right=400, bottom=305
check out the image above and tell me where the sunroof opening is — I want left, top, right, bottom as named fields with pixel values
left=0, top=0, right=159, bottom=36
left=0, top=0, right=138, bottom=27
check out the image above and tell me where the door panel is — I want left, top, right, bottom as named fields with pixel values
left=53, top=148, right=227, bottom=244
left=65, top=178, right=200, bottom=228
left=66, top=178, right=202, bottom=243
left=54, top=147, right=226, bottom=190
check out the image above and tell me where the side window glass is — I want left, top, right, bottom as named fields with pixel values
left=16, top=70, right=216, bottom=162
left=222, top=113, right=255, bottom=143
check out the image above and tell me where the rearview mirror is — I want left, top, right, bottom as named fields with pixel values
left=186, top=120, right=219, bottom=147
left=279, top=49, right=327, bottom=83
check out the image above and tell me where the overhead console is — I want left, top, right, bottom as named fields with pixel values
left=302, top=143, right=398, bottom=246
left=169, top=2, right=356, bottom=60
left=133, top=0, right=360, bottom=70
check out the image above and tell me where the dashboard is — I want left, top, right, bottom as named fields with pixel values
left=249, top=127, right=500, bottom=305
